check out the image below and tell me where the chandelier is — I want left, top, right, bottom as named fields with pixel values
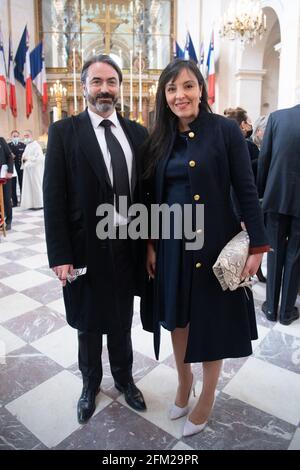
left=219, top=0, right=267, bottom=44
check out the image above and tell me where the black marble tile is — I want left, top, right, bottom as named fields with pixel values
left=22, top=280, right=62, bottom=305
left=0, top=407, right=47, bottom=450
left=3, top=248, right=38, bottom=262
left=56, top=401, right=177, bottom=450
left=12, top=236, right=44, bottom=247
left=183, top=393, right=295, bottom=450
left=0, top=263, right=28, bottom=280
left=0, top=344, right=62, bottom=406
left=254, top=329, right=300, bottom=374
left=0, top=282, right=15, bottom=298
left=3, top=306, right=66, bottom=343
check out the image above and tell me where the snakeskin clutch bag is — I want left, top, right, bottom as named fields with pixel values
left=212, top=231, right=252, bottom=291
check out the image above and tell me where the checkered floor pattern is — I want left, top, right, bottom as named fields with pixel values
left=0, top=207, right=300, bottom=451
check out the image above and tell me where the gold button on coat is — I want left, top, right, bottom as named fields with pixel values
left=188, top=132, right=195, bottom=138
left=196, top=263, right=202, bottom=269
left=189, top=160, right=196, bottom=168
left=194, top=194, right=200, bottom=202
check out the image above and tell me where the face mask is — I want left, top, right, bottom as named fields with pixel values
left=12, top=138, right=19, bottom=145
left=24, top=138, right=32, bottom=145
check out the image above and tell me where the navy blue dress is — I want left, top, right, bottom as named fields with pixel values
left=156, top=131, right=194, bottom=331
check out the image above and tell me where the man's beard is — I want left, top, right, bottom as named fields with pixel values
left=87, top=92, right=118, bottom=114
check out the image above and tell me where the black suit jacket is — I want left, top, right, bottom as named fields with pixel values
left=43, top=110, right=148, bottom=333
left=257, top=105, right=300, bottom=217
left=0, top=137, right=13, bottom=174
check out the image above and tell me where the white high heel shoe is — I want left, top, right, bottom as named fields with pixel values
left=168, top=375, right=196, bottom=420
left=182, top=417, right=207, bottom=437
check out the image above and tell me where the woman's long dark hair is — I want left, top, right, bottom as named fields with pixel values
left=143, top=59, right=212, bottom=178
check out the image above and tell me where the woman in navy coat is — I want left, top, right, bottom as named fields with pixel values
left=142, top=59, right=269, bottom=438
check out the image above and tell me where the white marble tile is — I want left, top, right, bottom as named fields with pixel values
left=46, top=298, right=66, bottom=316
left=0, top=242, right=22, bottom=254
left=172, top=441, right=194, bottom=451
left=117, top=364, right=202, bottom=439
left=1, top=270, right=52, bottom=291
left=18, top=217, right=43, bottom=224
left=223, top=357, right=300, bottom=425
left=0, top=293, right=42, bottom=323
left=0, top=256, right=9, bottom=266
left=0, top=325, right=26, bottom=356
left=2, top=232, right=32, bottom=242
left=12, top=224, right=39, bottom=232
left=134, top=296, right=140, bottom=313
left=29, top=242, right=47, bottom=253
left=252, top=324, right=270, bottom=351
left=31, top=325, right=78, bottom=368
left=131, top=323, right=173, bottom=362
left=15, top=254, right=49, bottom=269
left=252, top=283, right=266, bottom=302
left=5, top=370, right=112, bottom=448
left=274, top=318, right=300, bottom=339
left=288, top=429, right=300, bottom=450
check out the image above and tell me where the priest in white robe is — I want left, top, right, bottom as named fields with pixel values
left=20, top=130, right=45, bottom=210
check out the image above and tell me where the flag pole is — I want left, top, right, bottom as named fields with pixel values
left=6, top=1, right=16, bottom=128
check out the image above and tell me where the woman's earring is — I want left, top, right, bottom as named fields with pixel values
left=199, top=96, right=202, bottom=103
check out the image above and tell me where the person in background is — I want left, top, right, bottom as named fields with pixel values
left=225, top=107, right=266, bottom=283
left=8, top=130, right=26, bottom=206
left=252, top=115, right=269, bottom=150
left=257, top=98, right=300, bottom=326
left=20, top=130, right=44, bottom=210
left=0, top=136, right=14, bottom=230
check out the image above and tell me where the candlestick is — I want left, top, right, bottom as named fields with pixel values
left=119, top=49, right=124, bottom=114
left=73, top=48, right=78, bottom=113
left=129, top=50, right=133, bottom=119
left=138, top=50, right=142, bottom=113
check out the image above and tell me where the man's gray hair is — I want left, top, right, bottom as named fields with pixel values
left=253, top=115, right=269, bottom=147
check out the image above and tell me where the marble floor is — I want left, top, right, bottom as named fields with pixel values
left=0, top=207, right=300, bottom=451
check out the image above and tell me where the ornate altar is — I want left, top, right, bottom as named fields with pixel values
left=36, top=0, right=176, bottom=127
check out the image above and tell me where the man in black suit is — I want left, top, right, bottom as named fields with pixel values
left=257, top=100, right=300, bottom=325
left=43, top=55, right=148, bottom=424
left=0, top=136, right=14, bottom=230
left=8, top=130, right=26, bottom=206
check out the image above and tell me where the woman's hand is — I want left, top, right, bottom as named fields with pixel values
left=146, top=241, right=156, bottom=279
left=241, top=253, right=263, bottom=280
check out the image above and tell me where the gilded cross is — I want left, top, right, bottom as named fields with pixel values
left=87, top=0, right=129, bottom=54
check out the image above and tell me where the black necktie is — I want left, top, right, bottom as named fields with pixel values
left=100, top=119, right=131, bottom=217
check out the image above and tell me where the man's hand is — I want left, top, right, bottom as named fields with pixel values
left=52, top=264, right=74, bottom=287
left=5, top=172, right=13, bottom=179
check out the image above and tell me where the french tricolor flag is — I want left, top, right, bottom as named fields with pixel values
left=30, top=41, right=48, bottom=112
left=14, top=26, right=33, bottom=118
left=206, top=31, right=215, bottom=106
left=0, top=29, right=8, bottom=110
left=8, top=35, right=17, bottom=117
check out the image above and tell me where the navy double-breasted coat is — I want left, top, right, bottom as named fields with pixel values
left=141, top=110, right=268, bottom=363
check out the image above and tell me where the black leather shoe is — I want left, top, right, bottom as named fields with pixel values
left=262, top=301, right=277, bottom=322
left=280, top=307, right=299, bottom=326
left=115, top=381, right=146, bottom=411
left=77, top=386, right=100, bottom=424
left=5, top=223, right=11, bottom=230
